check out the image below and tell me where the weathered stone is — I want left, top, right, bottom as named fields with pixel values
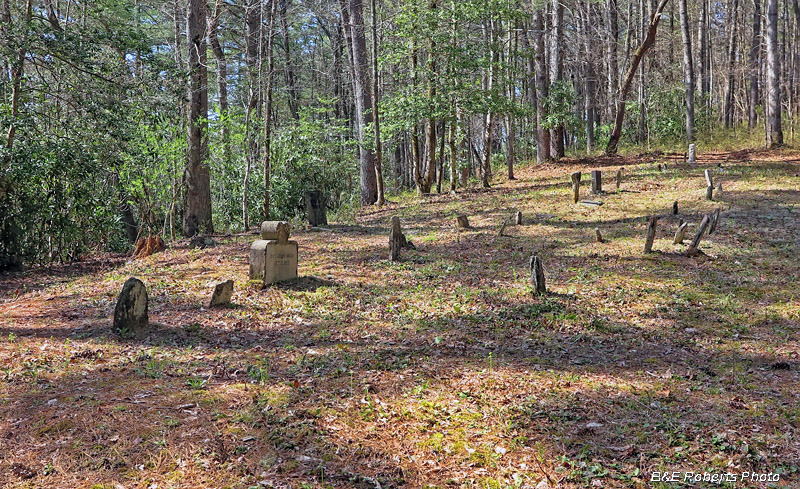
left=529, top=255, right=546, bottom=295
left=686, top=214, right=711, bottom=256
left=706, top=185, right=714, bottom=201
left=305, top=190, right=327, bottom=226
left=688, top=144, right=696, bottom=164
left=515, top=211, right=523, bottom=225
left=705, top=169, right=713, bottom=188
left=571, top=171, right=581, bottom=203
left=708, top=208, right=721, bottom=234
left=209, top=280, right=234, bottom=307
left=389, top=216, right=404, bottom=261
left=249, top=240, right=298, bottom=284
left=595, top=228, right=604, bottom=243
left=456, top=215, right=471, bottom=229
left=260, top=221, right=290, bottom=243
left=672, top=201, right=679, bottom=215
left=644, top=216, right=658, bottom=254
left=616, top=169, right=622, bottom=191
left=113, top=277, right=148, bottom=335
left=674, top=221, right=689, bottom=244
left=591, top=170, right=602, bottom=194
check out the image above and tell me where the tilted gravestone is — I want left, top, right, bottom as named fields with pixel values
left=644, top=216, right=658, bottom=254
left=113, top=277, right=148, bottom=335
left=305, top=190, right=327, bottom=226
left=260, top=221, right=290, bottom=242
left=209, top=280, right=234, bottom=307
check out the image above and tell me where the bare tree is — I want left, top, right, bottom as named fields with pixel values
left=748, top=0, right=761, bottom=129
left=679, top=0, right=695, bottom=141
left=766, top=0, right=783, bottom=146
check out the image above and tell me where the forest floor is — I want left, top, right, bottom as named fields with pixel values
left=1, top=148, right=800, bottom=489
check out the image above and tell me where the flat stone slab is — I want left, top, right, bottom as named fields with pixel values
left=209, top=279, right=234, bottom=307
left=250, top=240, right=298, bottom=284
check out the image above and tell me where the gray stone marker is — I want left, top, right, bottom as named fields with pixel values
left=644, top=216, right=658, bottom=253
left=591, top=170, right=602, bottom=194
left=456, top=215, right=471, bottom=229
left=688, top=144, right=696, bottom=164
left=250, top=240, right=299, bottom=284
left=674, top=222, right=689, bottom=244
left=515, top=211, right=523, bottom=225
left=305, top=190, right=327, bottom=226
left=113, top=277, right=148, bottom=335
left=260, top=221, right=290, bottom=243
left=209, top=280, right=234, bottom=307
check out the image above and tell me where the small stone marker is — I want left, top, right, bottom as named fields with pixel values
left=389, top=216, right=406, bottom=261
left=249, top=239, right=298, bottom=284
left=305, top=190, right=327, bottom=226
left=595, top=228, right=604, bottom=243
left=705, top=169, right=713, bottom=187
left=260, top=221, right=290, bottom=243
left=686, top=214, right=711, bottom=256
left=616, top=169, right=622, bottom=191
left=674, top=221, right=689, bottom=244
left=529, top=255, right=546, bottom=295
left=688, top=144, right=696, bottom=164
left=456, top=215, right=471, bottom=229
left=579, top=200, right=603, bottom=206
left=708, top=208, right=721, bottom=234
left=672, top=201, right=679, bottom=215
left=209, top=280, right=234, bottom=307
left=515, top=211, right=523, bottom=225
left=571, top=171, right=581, bottom=203
left=706, top=185, right=714, bottom=201
left=644, top=216, right=658, bottom=254
left=113, top=277, right=148, bottom=335
left=591, top=170, right=602, bottom=194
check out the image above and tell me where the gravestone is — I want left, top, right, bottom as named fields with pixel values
left=708, top=208, right=721, bottom=234
left=389, top=216, right=406, bottom=261
left=113, top=277, right=148, bottom=335
left=570, top=171, right=581, bottom=203
left=686, top=214, right=711, bottom=256
left=705, top=169, right=714, bottom=200
left=209, top=280, right=234, bottom=307
left=616, top=169, right=622, bottom=191
left=674, top=222, right=689, bottom=244
left=249, top=240, right=298, bottom=284
left=456, top=215, right=471, bottom=229
left=591, top=170, right=602, bottom=194
left=672, top=201, right=679, bottom=215
left=595, top=228, right=604, bottom=243
left=305, top=190, right=327, bottom=226
left=688, top=144, right=696, bottom=164
left=529, top=255, right=547, bottom=296
left=260, top=221, right=290, bottom=243
left=644, top=216, right=658, bottom=253
left=515, top=211, right=523, bottom=225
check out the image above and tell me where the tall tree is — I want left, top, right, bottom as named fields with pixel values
left=549, top=0, right=565, bottom=158
left=371, top=0, right=385, bottom=204
left=345, top=0, right=379, bottom=204
left=679, top=0, right=695, bottom=141
left=723, top=0, right=740, bottom=128
left=207, top=0, right=230, bottom=165
left=765, top=0, right=783, bottom=146
left=749, top=0, right=762, bottom=129
left=263, top=0, right=278, bottom=219
left=533, top=8, right=551, bottom=163
left=184, top=0, right=214, bottom=236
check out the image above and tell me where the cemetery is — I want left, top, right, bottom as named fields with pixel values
left=1, top=150, right=798, bottom=488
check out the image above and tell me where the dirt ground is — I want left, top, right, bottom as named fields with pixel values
left=1, top=149, right=799, bottom=488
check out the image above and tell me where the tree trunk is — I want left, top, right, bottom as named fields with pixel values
left=279, top=0, right=299, bottom=120
left=766, top=0, right=783, bottom=146
left=549, top=0, right=565, bottom=158
left=723, top=0, right=739, bottom=129
left=607, top=0, right=619, bottom=122
left=749, top=0, right=762, bottom=129
left=263, top=0, right=278, bottom=219
left=371, top=0, right=385, bottom=205
left=184, top=0, right=214, bottom=236
left=345, top=0, right=378, bottom=204
left=207, top=0, right=230, bottom=166
left=679, top=0, right=695, bottom=141
left=582, top=2, right=596, bottom=153
left=242, top=0, right=262, bottom=230
left=533, top=9, right=551, bottom=162
left=606, top=0, right=671, bottom=155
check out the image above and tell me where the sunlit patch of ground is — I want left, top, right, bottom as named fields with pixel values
left=1, top=148, right=799, bottom=488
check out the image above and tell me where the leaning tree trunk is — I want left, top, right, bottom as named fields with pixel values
left=679, top=0, right=695, bottom=141
left=184, top=0, right=214, bottom=236
left=606, top=0, right=671, bottom=155
left=748, top=0, right=761, bottom=129
left=766, top=0, right=783, bottom=146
